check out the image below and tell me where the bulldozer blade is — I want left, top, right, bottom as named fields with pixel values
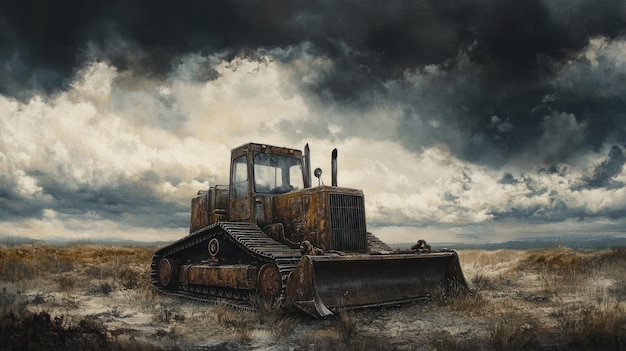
left=286, top=251, right=468, bottom=317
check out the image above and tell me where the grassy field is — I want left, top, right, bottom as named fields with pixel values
left=0, top=242, right=624, bottom=350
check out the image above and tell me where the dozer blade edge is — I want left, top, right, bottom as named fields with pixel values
left=285, top=251, right=468, bottom=318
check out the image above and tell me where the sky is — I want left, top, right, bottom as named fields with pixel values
left=1, top=0, right=626, bottom=245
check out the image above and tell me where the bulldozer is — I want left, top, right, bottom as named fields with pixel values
left=151, top=142, right=468, bottom=317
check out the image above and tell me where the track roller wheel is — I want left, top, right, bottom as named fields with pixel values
left=158, top=258, right=179, bottom=288
left=257, top=263, right=281, bottom=299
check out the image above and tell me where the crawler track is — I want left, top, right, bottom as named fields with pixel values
left=150, top=222, right=301, bottom=309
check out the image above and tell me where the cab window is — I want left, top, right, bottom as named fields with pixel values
left=253, top=152, right=304, bottom=194
left=231, top=155, right=248, bottom=198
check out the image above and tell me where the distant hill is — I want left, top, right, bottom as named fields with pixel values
left=0, top=236, right=170, bottom=247
left=394, top=236, right=626, bottom=251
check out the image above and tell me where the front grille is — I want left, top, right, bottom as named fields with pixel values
left=329, top=193, right=367, bottom=251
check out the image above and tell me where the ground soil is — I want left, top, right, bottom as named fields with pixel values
left=0, top=244, right=624, bottom=350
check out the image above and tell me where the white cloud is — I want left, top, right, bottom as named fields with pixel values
left=2, top=51, right=626, bottom=245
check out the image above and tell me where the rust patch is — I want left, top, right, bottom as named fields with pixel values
left=181, top=264, right=258, bottom=290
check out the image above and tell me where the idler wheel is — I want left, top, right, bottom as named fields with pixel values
left=208, top=238, right=220, bottom=257
left=158, top=258, right=179, bottom=288
left=257, top=263, right=281, bottom=299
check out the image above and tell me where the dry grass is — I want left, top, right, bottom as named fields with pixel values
left=336, top=308, right=358, bottom=343
left=215, top=303, right=256, bottom=344
left=515, top=246, right=626, bottom=296
left=458, top=245, right=626, bottom=350
left=0, top=294, right=170, bottom=351
left=0, top=243, right=165, bottom=350
left=488, top=312, right=539, bottom=351
left=550, top=302, right=626, bottom=349
left=430, top=282, right=491, bottom=318
left=0, top=242, right=625, bottom=350
left=249, top=294, right=297, bottom=340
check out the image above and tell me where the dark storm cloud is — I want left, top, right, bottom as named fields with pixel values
left=3, top=1, right=624, bottom=146
left=3, top=1, right=623, bottom=88
left=0, top=169, right=187, bottom=229
left=585, top=145, right=626, bottom=189
left=499, top=173, right=519, bottom=185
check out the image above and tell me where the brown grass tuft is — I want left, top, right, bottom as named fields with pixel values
left=337, top=308, right=358, bottom=343
left=550, top=303, right=626, bottom=350
left=488, top=312, right=539, bottom=351
left=250, top=294, right=296, bottom=340
left=430, top=283, right=490, bottom=316
left=215, top=303, right=256, bottom=344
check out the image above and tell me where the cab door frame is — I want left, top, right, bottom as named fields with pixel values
left=228, top=150, right=254, bottom=223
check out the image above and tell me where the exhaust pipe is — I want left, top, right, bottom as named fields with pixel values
left=331, top=148, right=337, bottom=187
left=304, top=143, right=311, bottom=188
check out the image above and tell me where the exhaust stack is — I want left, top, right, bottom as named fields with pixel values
left=331, top=148, right=337, bottom=187
left=303, top=144, right=311, bottom=188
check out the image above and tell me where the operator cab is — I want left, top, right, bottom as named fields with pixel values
left=229, top=143, right=307, bottom=223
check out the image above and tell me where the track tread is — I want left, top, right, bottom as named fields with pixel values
left=151, top=222, right=301, bottom=307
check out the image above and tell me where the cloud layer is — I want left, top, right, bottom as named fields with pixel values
left=1, top=1, right=625, bottom=243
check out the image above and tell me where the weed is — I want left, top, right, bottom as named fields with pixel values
left=550, top=303, right=626, bottom=350
left=84, top=264, right=105, bottom=279
left=31, top=293, right=45, bottom=305
left=249, top=295, right=295, bottom=340
left=488, top=312, right=538, bottom=350
left=471, top=270, right=495, bottom=290
left=0, top=286, right=28, bottom=314
left=215, top=303, right=256, bottom=344
left=153, top=326, right=181, bottom=340
left=117, top=266, right=141, bottom=289
left=0, top=258, right=37, bottom=282
left=87, top=280, right=113, bottom=296
left=0, top=310, right=108, bottom=350
left=430, top=283, right=489, bottom=316
left=153, top=303, right=185, bottom=324
left=0, top=306, right=173, bottom=350
left=133, top=281, right=160, bottom=308
left=249, top=293, right=280, bottom=324
left=55, top=275, right=77, bottom=292
left=336, top=308, right=358, bottom=343
left=60, top=296, right=80, bottom=310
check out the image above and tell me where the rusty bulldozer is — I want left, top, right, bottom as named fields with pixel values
left=151, top=142, right=468, bottom=317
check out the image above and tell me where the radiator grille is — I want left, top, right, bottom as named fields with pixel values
left=330, top=193, right=367, bottom=251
